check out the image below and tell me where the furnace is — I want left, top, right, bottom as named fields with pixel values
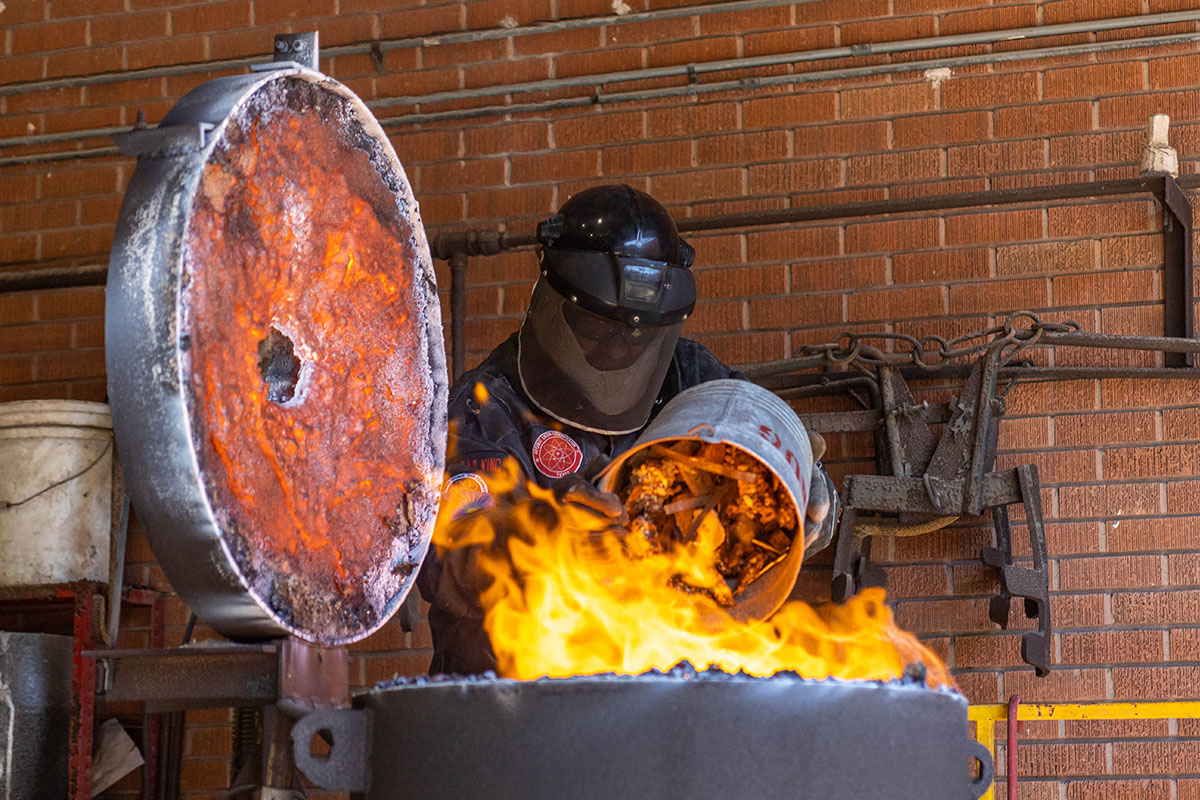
left=98, top=33, right=991, bottom=800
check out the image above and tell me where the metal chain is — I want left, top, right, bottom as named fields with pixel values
left=796, top=310, right=1080, bottom=371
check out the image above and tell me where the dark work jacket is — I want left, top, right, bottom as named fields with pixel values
left=416, top=332, right=740, bottom=676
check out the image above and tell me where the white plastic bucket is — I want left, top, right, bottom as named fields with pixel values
left=0, top=400, right=113, bottom=586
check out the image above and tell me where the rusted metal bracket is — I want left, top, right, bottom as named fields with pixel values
left=1160, top=175, right=1194, bottom=367
left=982, top=465, right=1051, bottom=677
left=252, top=31, right=320, bottom=72
left=817, top=342, right=1053, bottom=676
left=776, top=322, right=1200, bottom=676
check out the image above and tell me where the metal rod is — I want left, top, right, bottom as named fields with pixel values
left=8, top=24, right=1200, bottom=160
left=7, top=175, right=1200, bottom=295
left=1006, top=695, right=1020, bottom=800
left=1, top=128, right=127, bottom=148
left=0, top=264, right=108, bottom=293
left=680, top=177, right=1172, bottom=234
left=0, top=146, right=121, bottom=168
left=0, top=0, right=804, bottom=98
left=750, top=364, right=1200, bottom=395
left=180, top=614, right=197, bottom=646
left=1161, top=174, right=1195, bottom=367
left=449, top=251, right=469, bottom=380
left=738, top=356, right=831, bottom=380
left=107, top=486, right=130, bottom=649
left=370, top=0, right=806, bottom=52
left=378, top=31, right=1200, bottom=126
left=1040, top=329, right=1200, bottom=353
left=370, top=12, right=1200, bottom=109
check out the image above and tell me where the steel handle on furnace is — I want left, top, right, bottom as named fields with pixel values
left=291, top=708, right=372, bottom=793
left=967, top=738, right=995, bottom=800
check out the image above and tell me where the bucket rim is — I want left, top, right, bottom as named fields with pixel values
left=0, top=399, right=112, bottom=430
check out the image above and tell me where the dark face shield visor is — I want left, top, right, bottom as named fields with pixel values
left=518, top=281, right=683, bottom=435
left=541, top=248, right=696, bottom=327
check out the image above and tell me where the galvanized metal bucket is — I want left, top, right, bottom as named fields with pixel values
left=597, top=378, right=812, bottom=621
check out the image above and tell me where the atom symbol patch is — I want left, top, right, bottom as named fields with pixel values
left=531, top=430, right=583, bottom=479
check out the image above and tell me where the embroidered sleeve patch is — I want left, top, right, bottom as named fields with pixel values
left=441, top=472, right=496, bottom=521
left=531, top=430, right=583, bottom=479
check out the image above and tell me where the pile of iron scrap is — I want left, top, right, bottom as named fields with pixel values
left=617, top=441, right=799, bottom=605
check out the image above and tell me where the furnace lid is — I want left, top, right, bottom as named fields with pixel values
left=106, top=63, right=447, bottom=645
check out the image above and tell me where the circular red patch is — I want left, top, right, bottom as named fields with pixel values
left=531, top=430, right=583, bottom=479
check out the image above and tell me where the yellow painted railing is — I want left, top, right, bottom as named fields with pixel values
left=968, top=701, right=1200, bottom=800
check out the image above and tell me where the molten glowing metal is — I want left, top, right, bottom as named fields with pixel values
left=433, top=460, right=952, bottom=688
left=182, top=77, right=440, bottom=642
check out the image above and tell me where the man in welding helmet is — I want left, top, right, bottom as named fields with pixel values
left=417, top=184, right=838, bottom=675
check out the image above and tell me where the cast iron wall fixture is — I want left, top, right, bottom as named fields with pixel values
left=746, top=315, right=1200, bottom=676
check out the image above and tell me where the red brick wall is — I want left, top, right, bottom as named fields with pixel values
left=5, top=1, right=1200, bottom=796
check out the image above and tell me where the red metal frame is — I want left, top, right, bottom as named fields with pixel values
left=65, top=584, right=100, bottom=800
left=0, top=582, right=163, bottom=800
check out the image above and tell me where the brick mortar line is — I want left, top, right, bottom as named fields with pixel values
left=901, top=589, right=1200, bottom=600
left=873, top=558, right=1200, bottom=569
left=935, top=624, right=1200, bottom=634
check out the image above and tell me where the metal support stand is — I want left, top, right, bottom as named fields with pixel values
left=449, top=251, right=468, bottom=380
left=69, top=586, right=102, bottom=800
left=981, top=466, right=1051, bottom=675
left=90, top=636, right=350, bottom=798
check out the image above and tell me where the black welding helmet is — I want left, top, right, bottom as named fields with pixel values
left=517, top=185, right=697, bottom=435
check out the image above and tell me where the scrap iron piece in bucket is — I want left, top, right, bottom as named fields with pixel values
left=105, top=46, right=447, bottom=645
left=598, top=379, right=813, bottom=621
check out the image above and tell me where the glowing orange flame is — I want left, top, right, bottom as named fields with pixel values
left=434, top=460, right=952, bottom=688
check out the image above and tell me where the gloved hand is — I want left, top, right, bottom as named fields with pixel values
left=435, top=538, right=492, bottom=618
left=802, top=430, right=839, bottom=556
left=431, top=494, right=526, bottom=618
left=551, top=471, right=629, bottom=531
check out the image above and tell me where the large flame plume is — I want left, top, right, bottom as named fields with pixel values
left=434, top=459, right=952, bottom=688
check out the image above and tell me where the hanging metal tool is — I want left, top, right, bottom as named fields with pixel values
left=747, top=311, right=1200, bottom=677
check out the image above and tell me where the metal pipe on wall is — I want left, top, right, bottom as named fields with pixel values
left=371, top=30, right=1200, bottom=125
left=368, top=11, right=1200, bottom=109
left=9, top=174, right=1194, bottom=394
left=4, top=173, right=1198, bottom=294
left=5, top=14, right=1200, bottom=165
left=4, top=7, right=1196, bottom=106
left=449, top=252, right=469, bottom=380
left=0, top=0, right=806, bottom=98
